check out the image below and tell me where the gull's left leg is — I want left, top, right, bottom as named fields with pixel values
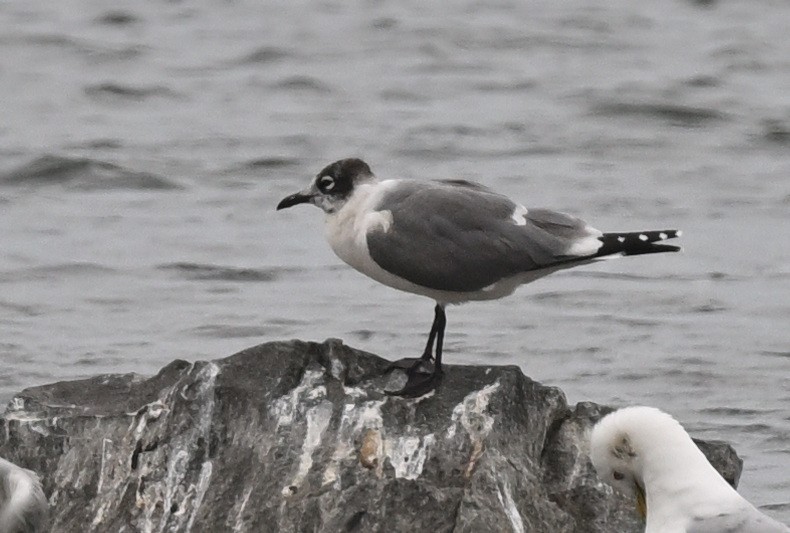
left=386, top=304, right=446, bottom=397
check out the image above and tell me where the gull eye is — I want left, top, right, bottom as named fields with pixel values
left=613, top=471, right=625, bottom=481
left=319, top=175, right=335, bottom=191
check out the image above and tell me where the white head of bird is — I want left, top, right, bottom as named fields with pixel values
left=589, top=405, right=748, bottom=529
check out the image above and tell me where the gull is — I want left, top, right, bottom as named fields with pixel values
left=277, top=158, right=680, bottom=396
left=590, top=406, right=789, bottom=533
left=0, top=456, right=48, bottom=533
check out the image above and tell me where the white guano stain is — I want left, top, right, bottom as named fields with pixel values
left=96, top=438, right=113, bottom=493
left=194, top=363, right=220, bottom=443
left=8, top=397, right=25, bottom=411
left=113, top=361, right=221, bottom=533
left=446, top=380, right=500, bottom=441
left=185, top=460, right=213, bottom=532
left=152, top=362, right=220, bottom=533
left=341, top=386, right=367, bottom=398
left=2, top=411, right=51, bottom=424
left=232, top=486, right=254, bottom=533
left=322, top=399, right=386, bottom=487
left=387, top=434, right=436, bottom=480
left=330, top=357, right=345, bottom=380
left=497, top=479, right=525, bottom=533
left=155, top=449, right=190, bottom=533
left=306, top=385, right=327, bottom=400
left=27, top=422, right=50, bottom=437
left=128, top=400, right=168, bottom=441
left=271, top=368, right=325, bottom=428
left=137, top=480, right=158, bottom=533
left=283, top=400, right=333, bottom=496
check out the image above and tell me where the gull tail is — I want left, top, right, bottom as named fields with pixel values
left=0, top=458, right=48, bottom=533
left=595, top=229, right=681, bottom=257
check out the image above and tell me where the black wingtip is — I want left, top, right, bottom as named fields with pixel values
left=596, top=229, right=682, bottom=257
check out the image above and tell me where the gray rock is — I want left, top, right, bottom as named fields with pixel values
left=0, top=340, right=742, bottom=533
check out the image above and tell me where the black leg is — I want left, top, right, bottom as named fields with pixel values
left=421, top=304, right=444, bottom=360
left=386, top=304, right=446, bottom=397
left=433, top=304, right=446, bottom=370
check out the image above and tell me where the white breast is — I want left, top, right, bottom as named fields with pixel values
left=324, top=181, right=392, bottom=274
left=324, top=181, right=449, bottom=302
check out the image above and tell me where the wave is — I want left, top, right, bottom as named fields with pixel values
left=189, top=324, right=272, bottom=339
left=84, top=83, right=181, bottom=102
left=758, top=118, right=790, bottom=146
left=0, top=155, right=182, bottom=191
left=270, top=76, right=332, bottom=93
left=94, top=10, right=140, bottom=26
left=5, top=33, right=145, bottom=62
left=590, top=100, right=726, bottom=126
left=233, top=46, right=291, bottom=65
left=158, top=262, right=286, bottom=282
left=236, top=157, right=301, bottom=170
left=0, top=300, right=43, bottom=317
left=0, top=262, right=116, bottom=283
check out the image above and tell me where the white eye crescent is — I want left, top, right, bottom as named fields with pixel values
left=319, top=175, right=335, bottom=190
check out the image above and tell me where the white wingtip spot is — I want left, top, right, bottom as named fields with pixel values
left=617, top=236, right=625, bottom=243
left=676, top=230, right=683, bottom=237
left=659, top=232, right=667, bottom=240
left=638, top=234, right=648, bottom=241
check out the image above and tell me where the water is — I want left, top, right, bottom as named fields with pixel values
left=2, top=0, right=789, bottom=521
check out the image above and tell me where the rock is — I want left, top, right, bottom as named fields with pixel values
left=0, top=340, right=742, bottom=532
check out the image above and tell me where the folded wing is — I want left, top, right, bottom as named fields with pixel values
left=366, top=181, right=603, bottom=292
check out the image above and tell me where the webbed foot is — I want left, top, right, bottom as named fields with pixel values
left=386, top=360, right=442, bottom=398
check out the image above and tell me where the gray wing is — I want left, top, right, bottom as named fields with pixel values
left=366, top=180, right=599, bottom=292
left=687, top=507, right=790, bottom=533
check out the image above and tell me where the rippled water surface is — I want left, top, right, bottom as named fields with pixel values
left=2, top=0, right=789, bottom=521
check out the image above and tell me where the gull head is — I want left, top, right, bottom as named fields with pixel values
left=589, top=406, right=672, bottom=519
left=592, top=406, right=787, bottom=533
left=276, top=158, right=376, bottom=214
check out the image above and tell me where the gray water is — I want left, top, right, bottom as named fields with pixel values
left=2, top=0, right=789, bottom=522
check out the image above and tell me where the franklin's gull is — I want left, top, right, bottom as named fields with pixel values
left=277, top=158, right=680, bottom=396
